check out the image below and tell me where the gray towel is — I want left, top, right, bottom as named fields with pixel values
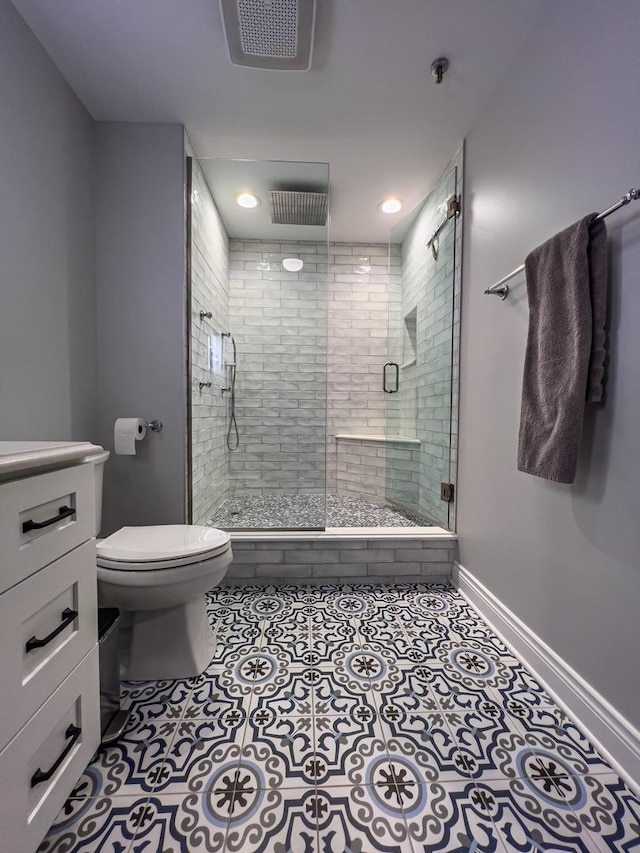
left=517, top=214, right=608, bottom=484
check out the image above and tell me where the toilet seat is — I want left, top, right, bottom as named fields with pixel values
left=97, top=525, right=231, bottom=572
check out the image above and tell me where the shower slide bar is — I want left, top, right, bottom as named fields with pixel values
left=484, top=186, right=640, bottom=300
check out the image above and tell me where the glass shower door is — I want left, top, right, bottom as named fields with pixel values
left=384, top=163, right=460, bottom=529
left=188, top=158, right=329, bottom=530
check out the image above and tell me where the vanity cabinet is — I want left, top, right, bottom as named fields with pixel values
left=0, top=451, right=101, bottom=853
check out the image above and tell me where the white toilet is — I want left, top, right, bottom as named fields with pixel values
left=88, top=451, right=232, bottom=681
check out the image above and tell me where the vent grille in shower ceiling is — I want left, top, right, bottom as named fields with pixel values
left=220, top=0, right=317, bottom=70
left=269, top=191, right=328, bottom=226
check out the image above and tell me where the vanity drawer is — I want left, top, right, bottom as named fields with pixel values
left=0, top=541, right=97, bottom=751
left=0, top=462, right=95, bottom=594
left=0, top=646, right=100, bottom=853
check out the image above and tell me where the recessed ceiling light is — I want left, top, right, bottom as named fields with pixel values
left=282, top=258, right=304, bottom=272
left=378, top=197, right=402, bottom=214
left=236, top=192, right=260, bottom=209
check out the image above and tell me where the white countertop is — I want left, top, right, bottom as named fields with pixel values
left=0, top=441, right=104, bottom=481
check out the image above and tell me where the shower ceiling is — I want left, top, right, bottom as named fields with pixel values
left=10, top=0, right=548, bottom=241
left=199, top=158, right=328, bottom=240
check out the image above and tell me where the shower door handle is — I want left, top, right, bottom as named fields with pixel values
left=383, top=362, right=399, bottom=393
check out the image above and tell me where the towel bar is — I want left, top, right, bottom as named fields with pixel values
left=484, top=186, right=639, bottom=300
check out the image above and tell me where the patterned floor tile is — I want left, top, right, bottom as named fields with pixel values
left=377, top=666, right=439, bottom=718
left=328, top=640, right=405, bottom=713
left=357, top=615, right=418, bottom=661
left=183, top=671, right=247, bottom=721
left=510, top=703, right=612, bottom=776
left=377, top=709, right=490, bottom=786
left=150, top=717, right=247, bottom=795
left=38, top=795, right=152, bottom=853
left=404, top=781, right=509, bottom=852
left=245, top=711, right=315, bottom=786
left=314, top=785, right=414, bottom=852
left=313, top=708, right=385, bottom=788
left=121, top=793, right=229, bottom=852
left=121, top=678, right=193, bottom=724
left=207, top=617, right=263, bottom=664
left=580, top=773, right=640, bottom=851
left=70, top=718, right=179, bottom=798
left=42, top=583, right=638, bottom=852
left=224, top=786, right=319, bottom=852
left=213, top=642, right=301, bottom=714
left=263, top=612, right=313, bottom=661
left=310, top=615, right=362, bottom=664
left=470, top=777, right=606, bottom=852
left=312, top=669, right=379, bottom=722
left=249, top=668, right=317, bottom=718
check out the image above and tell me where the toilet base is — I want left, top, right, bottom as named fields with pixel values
left=123, top=596, right=216, bottom=681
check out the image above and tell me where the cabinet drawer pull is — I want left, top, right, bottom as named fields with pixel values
left=25, top=608, right=78, bottom=653
left=30, top=724, right=81, bottom=787
left=22, top=505, right=76, bottom=534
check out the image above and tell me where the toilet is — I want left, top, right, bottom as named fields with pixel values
left=88, top=451, right=232, bottom=681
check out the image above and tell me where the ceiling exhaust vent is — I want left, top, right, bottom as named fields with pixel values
left=269, top=190, right=328, bottom=226
left=220, top=0, right=317, bottom=70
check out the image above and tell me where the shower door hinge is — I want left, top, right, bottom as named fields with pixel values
left=440, top=482, right=455, bottom=503
left=446, top=195, right=461, bottom=219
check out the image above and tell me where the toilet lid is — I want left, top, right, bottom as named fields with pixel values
left=96, top=525, right=230, bottom=565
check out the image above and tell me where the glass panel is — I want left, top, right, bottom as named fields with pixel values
left=385, top=165, right=459, bottom=529
left=188, top=158, right=328, bottom=530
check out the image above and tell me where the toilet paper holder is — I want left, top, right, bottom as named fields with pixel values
left=145, top=420, right=163, bottom=433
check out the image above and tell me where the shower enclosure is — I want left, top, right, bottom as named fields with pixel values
left=187, top=153, right=461, bottom=532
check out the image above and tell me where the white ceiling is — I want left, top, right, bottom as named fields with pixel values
left=11, top=0, right=547, bottom=242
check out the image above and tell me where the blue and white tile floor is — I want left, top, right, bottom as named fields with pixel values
left=40, top=583, right=640, bottom=852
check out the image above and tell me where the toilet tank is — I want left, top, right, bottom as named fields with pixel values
left=84, top=450, right=110, bottom=536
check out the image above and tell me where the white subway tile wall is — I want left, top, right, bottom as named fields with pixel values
left=228, top=240, right=327, bottom=503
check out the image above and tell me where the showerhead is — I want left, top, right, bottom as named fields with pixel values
left=269, top=190, right=328, bottom=226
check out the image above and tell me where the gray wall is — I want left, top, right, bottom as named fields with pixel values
left=0, top=0, right=96, bottom=441
left=458, top=0, right=640, bottom=726
left=95, top=123, right=186, bottom=534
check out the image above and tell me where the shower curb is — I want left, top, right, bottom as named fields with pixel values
left=225, top=533, right=457, bottom=584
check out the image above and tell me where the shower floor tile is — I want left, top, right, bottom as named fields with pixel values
left=40, top=583, right=640, bottom=853
left=208, top=492, right=431, bottom=529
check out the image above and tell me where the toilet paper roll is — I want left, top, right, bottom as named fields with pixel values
left=114, top=418, right=147, bottom=455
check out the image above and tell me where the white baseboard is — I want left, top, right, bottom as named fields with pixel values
left=454, top=561, right=640, bottom=794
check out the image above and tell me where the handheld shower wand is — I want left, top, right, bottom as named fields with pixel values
left=222, top=332, right=239, bottom=451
